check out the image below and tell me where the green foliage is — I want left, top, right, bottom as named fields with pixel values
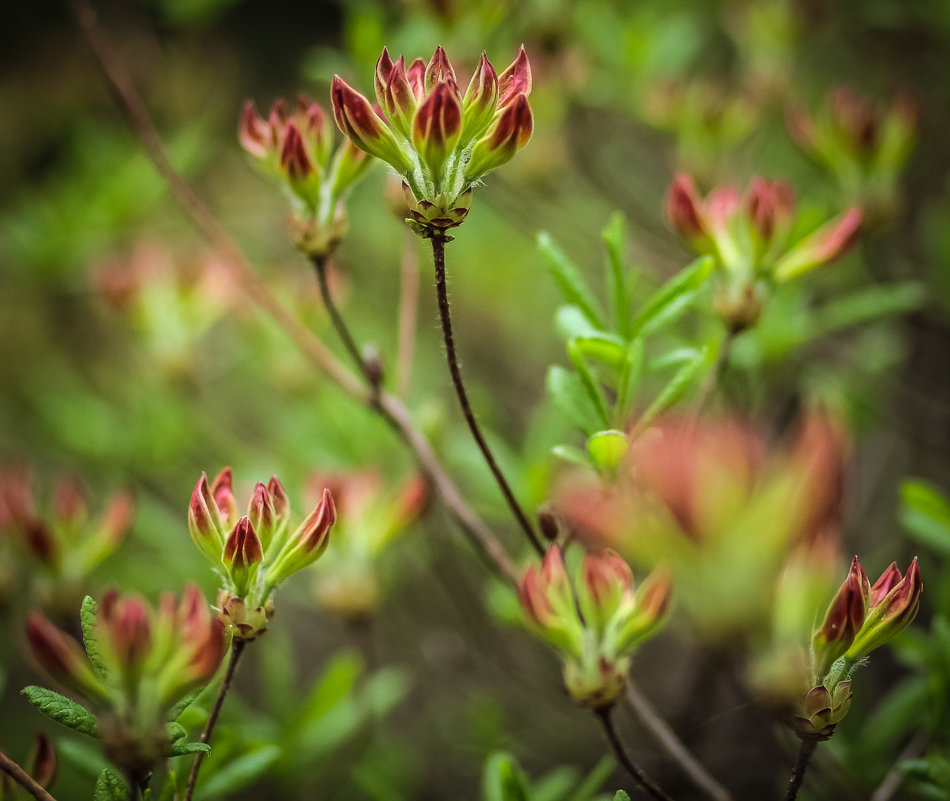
left=22, top=686, right=100, bottom=739
left=81, top=595, right=109, bottom=683
left=94, top=769, right=129, bottom=801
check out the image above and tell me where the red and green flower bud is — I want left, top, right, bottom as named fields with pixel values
left=461, top=52, right=499, bottom=141
left=406, top=57, right=427, bottom=101
left=577, top=550, right=634, bottom=635
left=773, top=208, right=862, bottom=282
left=188, top=472, right=226, bottom=565
left=26, top=612, right=107, bottom=701
left=222, top=516, right=264, bottom=597
left=463, top=93, right=533, bottom=181
left=265, top=488, right=335, bottom=586
left=744, top=178, right=795, bottom=255
left=812, top=557, right=867, bottom=679
left=211, top=467, right=238, bottom=527
left=26, top=732, right=57, bottom=790
left=280, top=122, right=321, bottom=207
left=497, top=44, right=532, bottom=108
left=239, top=100, right=276, bottom=161
left=423, top=46, right=458, bottom=96
left=24, top=521, right=59, bottom=566
left=518, top=545, right=583, bottom=655
left=413, top=83, right=463, bottom=180
left=616, top=567, right=673, bottom=651
left=666, top=174, right=709, bottom=248
left=375, top=51, right=417, bottom=138
left=846, top=558, right=921, bottom=659
left=295, top=94, right=332, bottom=167
left=98, top=591, right=154, bottom=683
left=331, top=75, right=413, bottom=175
left=54, top=478, right=87, bottom=526
left=248, top=482, right=277, bottom=551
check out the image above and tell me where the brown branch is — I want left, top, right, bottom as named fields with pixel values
left=595, top=707, right=675, bottom=801
left=430, top=234, right=544, bottom=556
left=625, top=682, right=733, bottom=801
left=0, top=751, right=58, bottom=801
left=183, top=639, right=246, bottom=801
left=67, top=0, right=517, bottom=587
left=784, top=736, right=819, bottom=801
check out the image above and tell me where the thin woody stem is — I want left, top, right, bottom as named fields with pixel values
left=183, top=639, right=246, bottom=801
left=595, top=707, right=675, bottom=801
left=625, top=682, right=733, bottom=801
left=0, top=752, right=58, bottom=801
left=784, top=737, right=819, bottom=801
left=430, top=234, right=544, bottom=556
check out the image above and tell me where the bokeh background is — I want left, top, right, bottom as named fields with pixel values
left=3, top=0, right=950, bottom=799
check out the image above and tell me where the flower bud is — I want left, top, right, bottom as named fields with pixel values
left=497, top=45, right=532, bottom=108
left=812, top=557, right=867, bottom=678
left=461, top=52, right=499, bottom=140
left=846, top=558, right=921, bottom=659
left=222, top=516, right=264, bottom=597
left=463, top=93, right=533, bottom=181
left=773, top=208, right=862, bottom=281
left=577, top=550, right=634, bottom=635
left=617, top=566, right=673, bottom=650
left=211, top=467, right=238, bottom=527
left=239, top=100, right=275, bottom=160
left=790, top=681, right=852, bottom=741
left=375, top=52, right=417, bottom=138
left=423, top=46, right=458, bottom=96
left=280, top=122, right=320, bottom=204
left=265, top=488, right=335, bottom=586
left=744, top=178, right=795, bottom=249
left=413, top=83, right=463, bottom=181
left=217, top=589, right=274, bottom=641
left=54, top=478, right=87, bottom=525
left=331, top=75, right=413, bottom=174
left=248, top=482, right=277, bottom=551
left=27, top=732, right=57, bottom=789
left=26, top=612, right=106, bottom=701
left=666, top=174, right=708, bottom=246
left=188, top=472, right=226, bottom=564
left=99, top=591, right=153, bottom=674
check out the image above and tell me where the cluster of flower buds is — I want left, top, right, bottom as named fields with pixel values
left=0, top=466, right=132, bottom=606
left=790, top=556, right=921, bottom=740
left=240, top=95, right=373, bottom=256
left=26, top=588, right=226, bottom=773
left=787, top=86, right=917, bottom=225
left=667, top=174, right=862, bottom=331
left=518, top=545, right=671, bottom=708
left=189, top=468, right=336, bottom=639
left=331, top=45, right=533, bottom=236
left=310, top=470, right=428, bottom=619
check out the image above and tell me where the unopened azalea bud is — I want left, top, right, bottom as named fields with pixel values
left=376, top=52, right=417, bottom=138
left=847, top=558, right=921, bottom=659
left=331, top=76, right=413, bottom=174
left=406, top=57, right=427, bottom=101
left=217, top=589, right=274, bottom=641
left=296, top=94, right=332, bottom=166
left=331, top=139, right=373, bottom=196
left=188, top=473, right=226, bottom=564
left=424, top=46, right=458, bottom=95
left=667, top=174, right=708, bottom=247
left=578, top=550, right=634, bottom=634
left=812, top=557, right=867, bottom=678
left=870, top=561, right=902, bottom=605
left=773, top=208, right=862, bottom=281
left=99, top=591, right=153, bottom=672
left=27, top=733, right=57, bottom=789
left=464, top=93, right=533, bottom=181
left=54, top=479, right=87, bottom=525
left=616, top=567, right=673, bottom=650
left=461, top=52, right=499, bottom=140
left=537, top=506, right=560, bottom=542
left=222, top=517, right=264, bottom=597
left=281, top=123, right=320, bottom=204
left=24, top=521, right=58, bottom=566
left=210, top=467, right=238, bottom=527
left=790, top=681, right=852, bottom=740
left=265, top=488, right=335, bottom=586
left=99, top=492, right=134, bottom=544
left=744, top=178, right=795, bottom=247
left=26, top=612, right=105, bottom=700
left=239, top=100, right=275, bottom=160
left=519, top=545, right=572, bottom=630
left=413, top=83, right=463, bottom=180
left=248, top=483, right=277, bottom=551
left=497, top=45, right=532, bottom=108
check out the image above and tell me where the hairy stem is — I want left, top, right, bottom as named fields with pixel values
left=0, top=752, right=58, bottom=801
left=183, top=639, right=247, bottom=801
left=625, top=682, right=733, bottom=801
left=595, top=707, right=675, bottom=801
left=430, top=234, right=543, bottom=556
left=784, top=737, right=819, bottom=801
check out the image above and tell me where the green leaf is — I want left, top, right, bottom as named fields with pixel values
left=555, top=305, right=602, bottom=342
left=901, top=479, right=950, bottom=555
left=168, top=721, right=188, bottom=743
left=22, top=686, right=100, bottom=738
left=196, top=745, right=280, bottom=800
left=636, top=347, right=708, bottom=431
left=81, top=596, right=108, bottom=682
left=547, top=365, right=604, bottom=435
left=587, top=430, right=629, bottom=472
left=483, top=753, right=529, bottom=801
left=615, top=338, right=644, bottom=423
left=167, top=688, right=202, bottom=723
left=539, top=232, right=604, bottom=327
left=815, top=282, right=925, bottom=336
left=613, top=793, right=631, bottom=801
left=158, top=771, right=179, bottom=801
left=571, top=335, right=627, bottom=369
left=646, top=347, right=701, bottom=373
left=567, top=340, right=611, bottom=429
left=165, top=740, right=210, bottom=757
left=551, top=444, right=592, bottom=469
left=629, top=256, right=713, bottom=337
left=572, top=756, right=616, bottom=801
left=602, top=212, right=631, bottom=336
left=94, top=768, right=129, bottom=801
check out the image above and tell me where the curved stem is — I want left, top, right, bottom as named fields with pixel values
left=0, top=751, right=58, bottom=801
left=692, top=327, right=737, bottom=419
left=595, top=707, right=675, bottom=801
left=183, top=639, right=247, bottom=801
left=784, top=737, right=819, bottom=801
left=429, top=234, right=543, bottom=556
left=624, top=682, right=733, bottom=801
left=312, top=255, right=381, bottom=395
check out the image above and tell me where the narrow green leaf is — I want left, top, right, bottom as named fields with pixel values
left=22, top=686, right=100, bottom=738
left=572, top=756, right=615, bottom=801
left=551, top=444, right=592, bottom=469
left=613, top=792, right=631, bottom=801
left=567, top=340, right=610, bottom=428
left=646, top=347, right=701, bottom=373
left=483, top=753, right=529, bottom=801
left=165, top=740, right=210, bottom=757
left=629, top=256, right=713, bottom=337
left=602, top=212, right=631, bottom=336
left=571, top=335, right=627, bottom=369
left=636, top=347, right=708, bottom=431
left=81, top=595, right=108, bottom=682
left=94, top=768, right=129, bottom=801
left=615, top=338, right=644, bottom=423
left=547, top=365, right=604, bottom=435
left=158, top=771, right=179, bottom=801
left=167, top=688, right=202, bottom=723
left=197, top=746, right=281, bottom=800
left=539, top=232, right=604, bottom=327
left=638, top=289, right=703, bottom=336
left=815, top=282, right=925, bottom=336
left=901, top=479, right=950, bottom=555
left=555, top=305, right=601, bottom=342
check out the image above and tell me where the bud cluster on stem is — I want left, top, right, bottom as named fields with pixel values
left=331, top=45, right=533, bottom=236
left=188, top=468, right=336, bottom=640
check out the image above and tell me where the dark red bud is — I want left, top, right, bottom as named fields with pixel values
left=498, top=45, right=532, bottom=107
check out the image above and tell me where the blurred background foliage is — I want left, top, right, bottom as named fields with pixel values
left=3, top=0, right=950, bottom=798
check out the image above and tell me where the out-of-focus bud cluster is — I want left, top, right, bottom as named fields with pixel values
left=25, top=588, right=225, bottom=774
left=0, top=466, right=132, bottom=613
left=667, top=174, right=862, bottom=331
left=332, top=45, right=533, bottom=236
left=240, top=95, right=373, bottom=257
left=309, top=470, right=428, bottom=620
left=557, top=413, right=847, bottom=643
left=93, top=240, right=238, bottom=377
left=518, top=545, right=671, bottom=708
left=0, top=733, right=57, bottom=800
left=188, top=468, right=336, bottom=639
left=790, top=556, right=921, bottom=740
left=787, top=86, right=917, bottom=227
